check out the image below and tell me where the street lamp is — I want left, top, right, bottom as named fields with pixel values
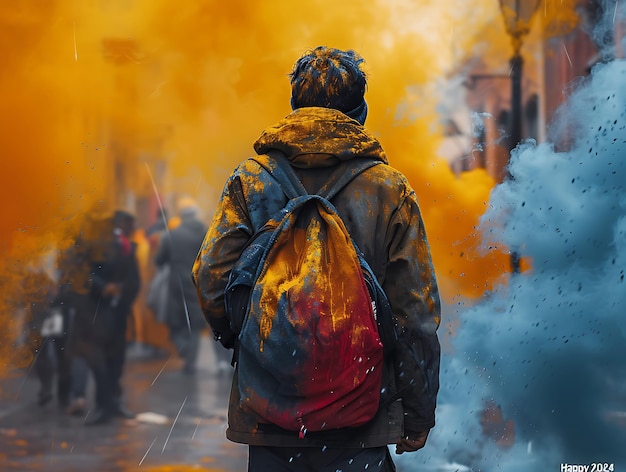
left=498, top=0, right=540, bottom=274
left=499, top=0, right=541, bottom=160
left=499, top=0, right=541, bottom=53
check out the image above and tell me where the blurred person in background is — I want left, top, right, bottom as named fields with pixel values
left=154, top=198, right=224, bottom=374
left=62, top=210, right=141, bottom=425
left=108, top=210, right=141, bottom=415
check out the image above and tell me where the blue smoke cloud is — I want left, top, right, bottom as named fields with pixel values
left=395, top=59, right=626, bottom=471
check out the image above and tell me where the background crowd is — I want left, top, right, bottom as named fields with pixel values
left=12, top=197, right=231, bottom=426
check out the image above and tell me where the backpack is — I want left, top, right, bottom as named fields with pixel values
left=225, top=154, right=397, bottom=437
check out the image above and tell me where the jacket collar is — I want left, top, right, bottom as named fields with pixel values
left=253, top=107, right=388, bottom=168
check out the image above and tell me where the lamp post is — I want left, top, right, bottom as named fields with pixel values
left=498, top=0, right=540, bottom=273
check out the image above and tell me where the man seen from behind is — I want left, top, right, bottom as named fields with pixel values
left=192, top=46, right=441, bottom=471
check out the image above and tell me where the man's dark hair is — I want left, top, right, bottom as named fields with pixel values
left=289, top=46, right=368, bottom=124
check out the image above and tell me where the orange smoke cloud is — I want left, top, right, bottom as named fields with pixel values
left=0, top=1, right=580, bottom=376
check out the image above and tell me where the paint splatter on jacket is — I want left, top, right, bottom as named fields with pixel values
left=193, top=107, right=441, bottom=447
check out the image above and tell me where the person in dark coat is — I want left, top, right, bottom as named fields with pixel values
left=192, top=46, right=441, bottom=471
left=154, top=201, right=209, bottom=374
left=108, top=210, right=141, bottom=415
left=63, top=210, right=141, bottom=425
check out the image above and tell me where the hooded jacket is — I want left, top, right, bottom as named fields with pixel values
left=192, top=107, right=440, bottom=448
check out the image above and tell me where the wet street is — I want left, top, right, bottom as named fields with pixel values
left=0, top=336, right=248, bottom=472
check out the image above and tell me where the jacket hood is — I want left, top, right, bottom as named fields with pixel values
left=253, top=107, right=388, bottom=168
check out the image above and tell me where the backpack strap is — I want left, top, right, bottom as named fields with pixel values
left=252, top=151, right=381, bottom=201
left=250, top=151, right=307, bottom=199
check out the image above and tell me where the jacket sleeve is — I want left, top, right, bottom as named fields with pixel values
left=383, top=185, right=441, bottom=434
left=192, top=172, right=253, bottom=348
